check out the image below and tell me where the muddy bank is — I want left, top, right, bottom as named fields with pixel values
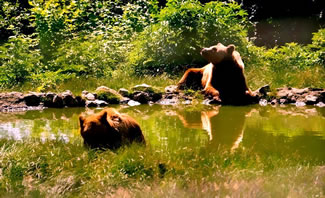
left=1, top=85, right=325, bottom=112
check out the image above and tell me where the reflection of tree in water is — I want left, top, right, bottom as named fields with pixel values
left=0, top=108, right=85, bottom=140
left=175, top=106, right=253, bottom=151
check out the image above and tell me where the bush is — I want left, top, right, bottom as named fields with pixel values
left=244, top=30, right=325, bottom=89
left=309, top=28, right=325, bottom=66
left=50, top=32, right=129, bottom=77
left=0, top=36, right=42, bottom=87
left=130, top=0, right=251, bottom=75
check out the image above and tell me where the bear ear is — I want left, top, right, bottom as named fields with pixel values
left=227, top=44, right=235, bottom=54
left=100, top=111, right=108, bottom=124
left=79, top=115, right=85, bottom=127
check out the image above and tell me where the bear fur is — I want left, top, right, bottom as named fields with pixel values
left=79, top=108, right=145, bottom=149
left=177, top=43, right=257, bottom=105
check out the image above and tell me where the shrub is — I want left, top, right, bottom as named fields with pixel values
left=0, top=36, right=42, bottom=87
left=309, top=28, right=325, bottom=66
left=130, top=0, right=251, bottom=75
left=50, top=32, right=129, bottom=78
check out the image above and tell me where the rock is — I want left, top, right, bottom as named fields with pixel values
left=24, top=93, right=41, bottom=106
left=127, top=100, right=141, bottom=106
left=271, top=99, right=278, bottom=105
left=259, top=99, right=268, bottom=106
left=132, top=91, right=151, bottom=104
left=52, top=95, right=64, bottom=108
left=305, top=95, right=318, bottom=105
left=182, top=100, right=192, bottom=105
left=277, top=88, right=290, bottom=98
left=165, top=85, right=178, bottom=94
left=272, top=87, right=325, bottom=106
left=120, top=97, right=131, bottom=104
left=42, top=92, right=56, bottom=107
left=289, top=96, right=297, bottom=103
left=118, top=88, right=130, bottom=97
left=130, top=84, right=162, bottom=103
left=95, top=86, right=119, bottom=95
left=320, top=91, right=325, bottom=103
left=75, top=96, right=86, bottom=107
left=0, top=92, right=27, bottom=112
left=166, top=94, right=175, bottom=99
left=203, top=98, right=222, bottom=105
left=132, top=84, right=153, bottom=92
left=152, top=92, right=163, bottom=102
left=295, top=101, right=306, bottom=107
left=85, top=93, right=96, bottom=101
left=308, top=88, right=324, bottom=91
left=279, top=99, right=287, bottom=104
left=95, top=86, right=122, bottom=104
left=255, top=84, right=270, bottom=98
left=316, top=102, right=325, bottom=107
left=292, top=88, right=308, bottom=95
left=85, top=100, right=108, bottom=107
left=61, top=90, right=77, bottom=107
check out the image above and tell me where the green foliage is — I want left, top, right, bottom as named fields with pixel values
left=0, top=36, right=42, bottom=88
left=0, top=0, right=32, bottom=41
left=122, top=0, right=159, bottom=33
left=244, top=31, right=325, bottom=89
left=30, top=71, right=75, bottom=92
left=309, top=28, right=325, bottom=65
left=130, top=0, right=250, bottom=74
left=51, top=33, right=129, bottom=77
left=0, top=0, right=324, bottom=90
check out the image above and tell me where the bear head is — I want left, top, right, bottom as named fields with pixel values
left=200, top=43, right=235, bottom=64
left=79, top=110, right=121, bottom=148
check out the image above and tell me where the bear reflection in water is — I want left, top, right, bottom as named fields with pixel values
left=174, top=106, right=253, bottom=151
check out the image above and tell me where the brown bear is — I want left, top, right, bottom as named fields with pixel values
left=177, top=43, right=257, bottom=105
left=79, top=108, right=145, bottom=149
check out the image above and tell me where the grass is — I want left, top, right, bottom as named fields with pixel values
left=0, top=72, right=178, bottom=95
left=0, top=139, right=324, bottom=197
left=2, top=62, right=324, bottom=96
left=245, top=64, right=325, bottom=91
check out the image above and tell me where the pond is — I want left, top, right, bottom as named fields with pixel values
left=0, top=104, right=324, bottom=162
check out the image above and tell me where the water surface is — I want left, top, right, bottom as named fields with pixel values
left=0, top=105, right=324, bottom=161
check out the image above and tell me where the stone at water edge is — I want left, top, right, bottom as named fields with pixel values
left=118, top=88, right=130, bottom=97
left=127, top=100, right=141, bottom=106
left=132, top=83, right=153, bottom=92
left=305, top=95, right=318, bottom=105
left=165, top=85, right=178, bottom=94
left=61, top=90, right=78, bottom=107
left=84, top=93, right=96, bottom=101
left=24, top=93, right=43, bottom=106
left=259, top=99, right=268, bottom=106
left=95, top=86, right=123, bottom=104
left=132, top=91, right=151, bottom=104
left=85, top=100, right=108, bottom=107
left=52, top=95, right=64, bottom=108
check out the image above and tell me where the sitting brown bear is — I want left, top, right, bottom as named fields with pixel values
left=79, top=108, right=145, bottom=149
left=177, top=43, right=257, bottom=105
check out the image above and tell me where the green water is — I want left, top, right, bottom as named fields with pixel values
left=0, top=105, right=324, bottom=161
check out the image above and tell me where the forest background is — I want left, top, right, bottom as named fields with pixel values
left=0, top=0, right=324, bottom=93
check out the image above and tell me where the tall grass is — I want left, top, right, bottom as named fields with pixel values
left=0, top=139, right=323, bottom=197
